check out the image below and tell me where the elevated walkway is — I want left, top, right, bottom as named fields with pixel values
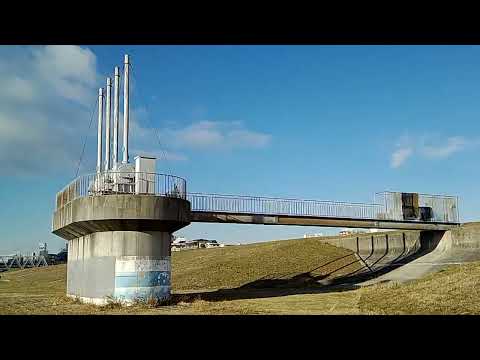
left=188, top=193, right=460, bottom=231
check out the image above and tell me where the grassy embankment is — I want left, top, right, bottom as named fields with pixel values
left=1, top=236, right=479, bottom=314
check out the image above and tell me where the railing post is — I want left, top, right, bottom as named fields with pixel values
left=456, top=196, right=460, bottom=223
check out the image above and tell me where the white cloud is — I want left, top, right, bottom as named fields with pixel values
left=126, top=109, right=189, bottom=163
left=229, top=129, right=271, bottom=148
left=128, top=120, right=271, bottom=160
left=161, top=120, right=271, bottom=149
left=0, top=46, right=269, bottom=176
left=390, top=134, right=478, bottom=169
left=391, top=147, right=413, bottom=168
left=3, top=76, right=36, bottom=101
left=177, top=121, right=224, bottom=147
left=0, top=46, right=101, bottom=176
left=421, top=136, right=469, bottom=158
left=0, top=112, right=41, bottom=142
left=128, top=119, right=270, bottom=162
left=161, top=152, right=188, bottom=161
left=32, top=45, right=97, bottom=106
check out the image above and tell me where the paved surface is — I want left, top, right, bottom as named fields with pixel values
left=360, top=226, right=480, bottom=285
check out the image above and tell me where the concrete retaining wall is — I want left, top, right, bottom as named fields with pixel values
left=321, top=223, right=480, bottom=284
left=318, top=230, right=444, bottom=281
left=446, top=222, right=480, bottom=249
left=359, top=224, right=480, bottom=284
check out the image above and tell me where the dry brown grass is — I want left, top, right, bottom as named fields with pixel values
left=172, top=238, right=362, bottom=290
left=358, top=262, right=480, bottom=315
left=1, top=239, right=480, bottom=315
left=0, top=240, right=362, bottom=315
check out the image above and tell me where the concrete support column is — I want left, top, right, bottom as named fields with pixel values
left=67, top=230, right=173, bottom=304
left=53, top=194, right=191, bottom=305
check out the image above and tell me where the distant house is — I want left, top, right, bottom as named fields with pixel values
left=205, top=240, right=220, bottom=248
left=187, top=239, right=218, bottom=249
left=172, top=238, right=219, bottom=251
left=172, top=239, right=186, bottom=251
left=303, top=233, right=324, bottom=238
left=173, top=236, right=187, bottom=244
left=339, top=229, right=367, bottom=236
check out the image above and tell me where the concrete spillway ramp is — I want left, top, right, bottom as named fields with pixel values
left=360, top=223, right=480, bottom=285
left=319, top=223, right=480, bottom=286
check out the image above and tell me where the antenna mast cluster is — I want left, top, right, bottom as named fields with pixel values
left=97, top=54, right=131, bottom=174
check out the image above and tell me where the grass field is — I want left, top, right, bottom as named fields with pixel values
left=1, top=237, right=479, bottom=315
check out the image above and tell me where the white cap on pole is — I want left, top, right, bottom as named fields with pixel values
left=97, top=88, right=104, bottom=174
left=113, top=67, right=120, bottom=170
left=105, top=78, right=112, bottom=171
left=122, top=54, right=130, bottom=164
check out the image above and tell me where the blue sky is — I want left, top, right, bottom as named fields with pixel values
left=1, top=45, right=480, bottom=254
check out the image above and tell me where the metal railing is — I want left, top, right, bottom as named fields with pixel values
left=187, top=193, right=384, bottom=220
left=55, top=172, right=187, bottom=210
left=188, top=192, right=460, bottom=224
left=55, top=176, right=460, bottom=225
left=0, top=255, right=49, bottom=269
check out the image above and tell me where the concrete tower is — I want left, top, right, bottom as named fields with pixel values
left=52, top=55, right=191, bottom=305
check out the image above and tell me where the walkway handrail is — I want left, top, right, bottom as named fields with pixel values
left=55, top=175, right=459, bottom=224
left=187, top=193, right=384, bottom=220
left=55, top=172, right=187, bottom=210
left=187, top=192, right=382, bottom=207
left=187, top=192, right=460, bottom=223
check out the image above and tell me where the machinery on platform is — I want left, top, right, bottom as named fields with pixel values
left=375, top=191, right=458, bottom=223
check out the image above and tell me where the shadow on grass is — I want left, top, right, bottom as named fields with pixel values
left=168, top=254, right=367, bottom=304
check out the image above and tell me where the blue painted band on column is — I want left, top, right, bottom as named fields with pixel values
left=114, top=285, right=170, bottom=300
left=115, top=271, right=170, bottom=288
